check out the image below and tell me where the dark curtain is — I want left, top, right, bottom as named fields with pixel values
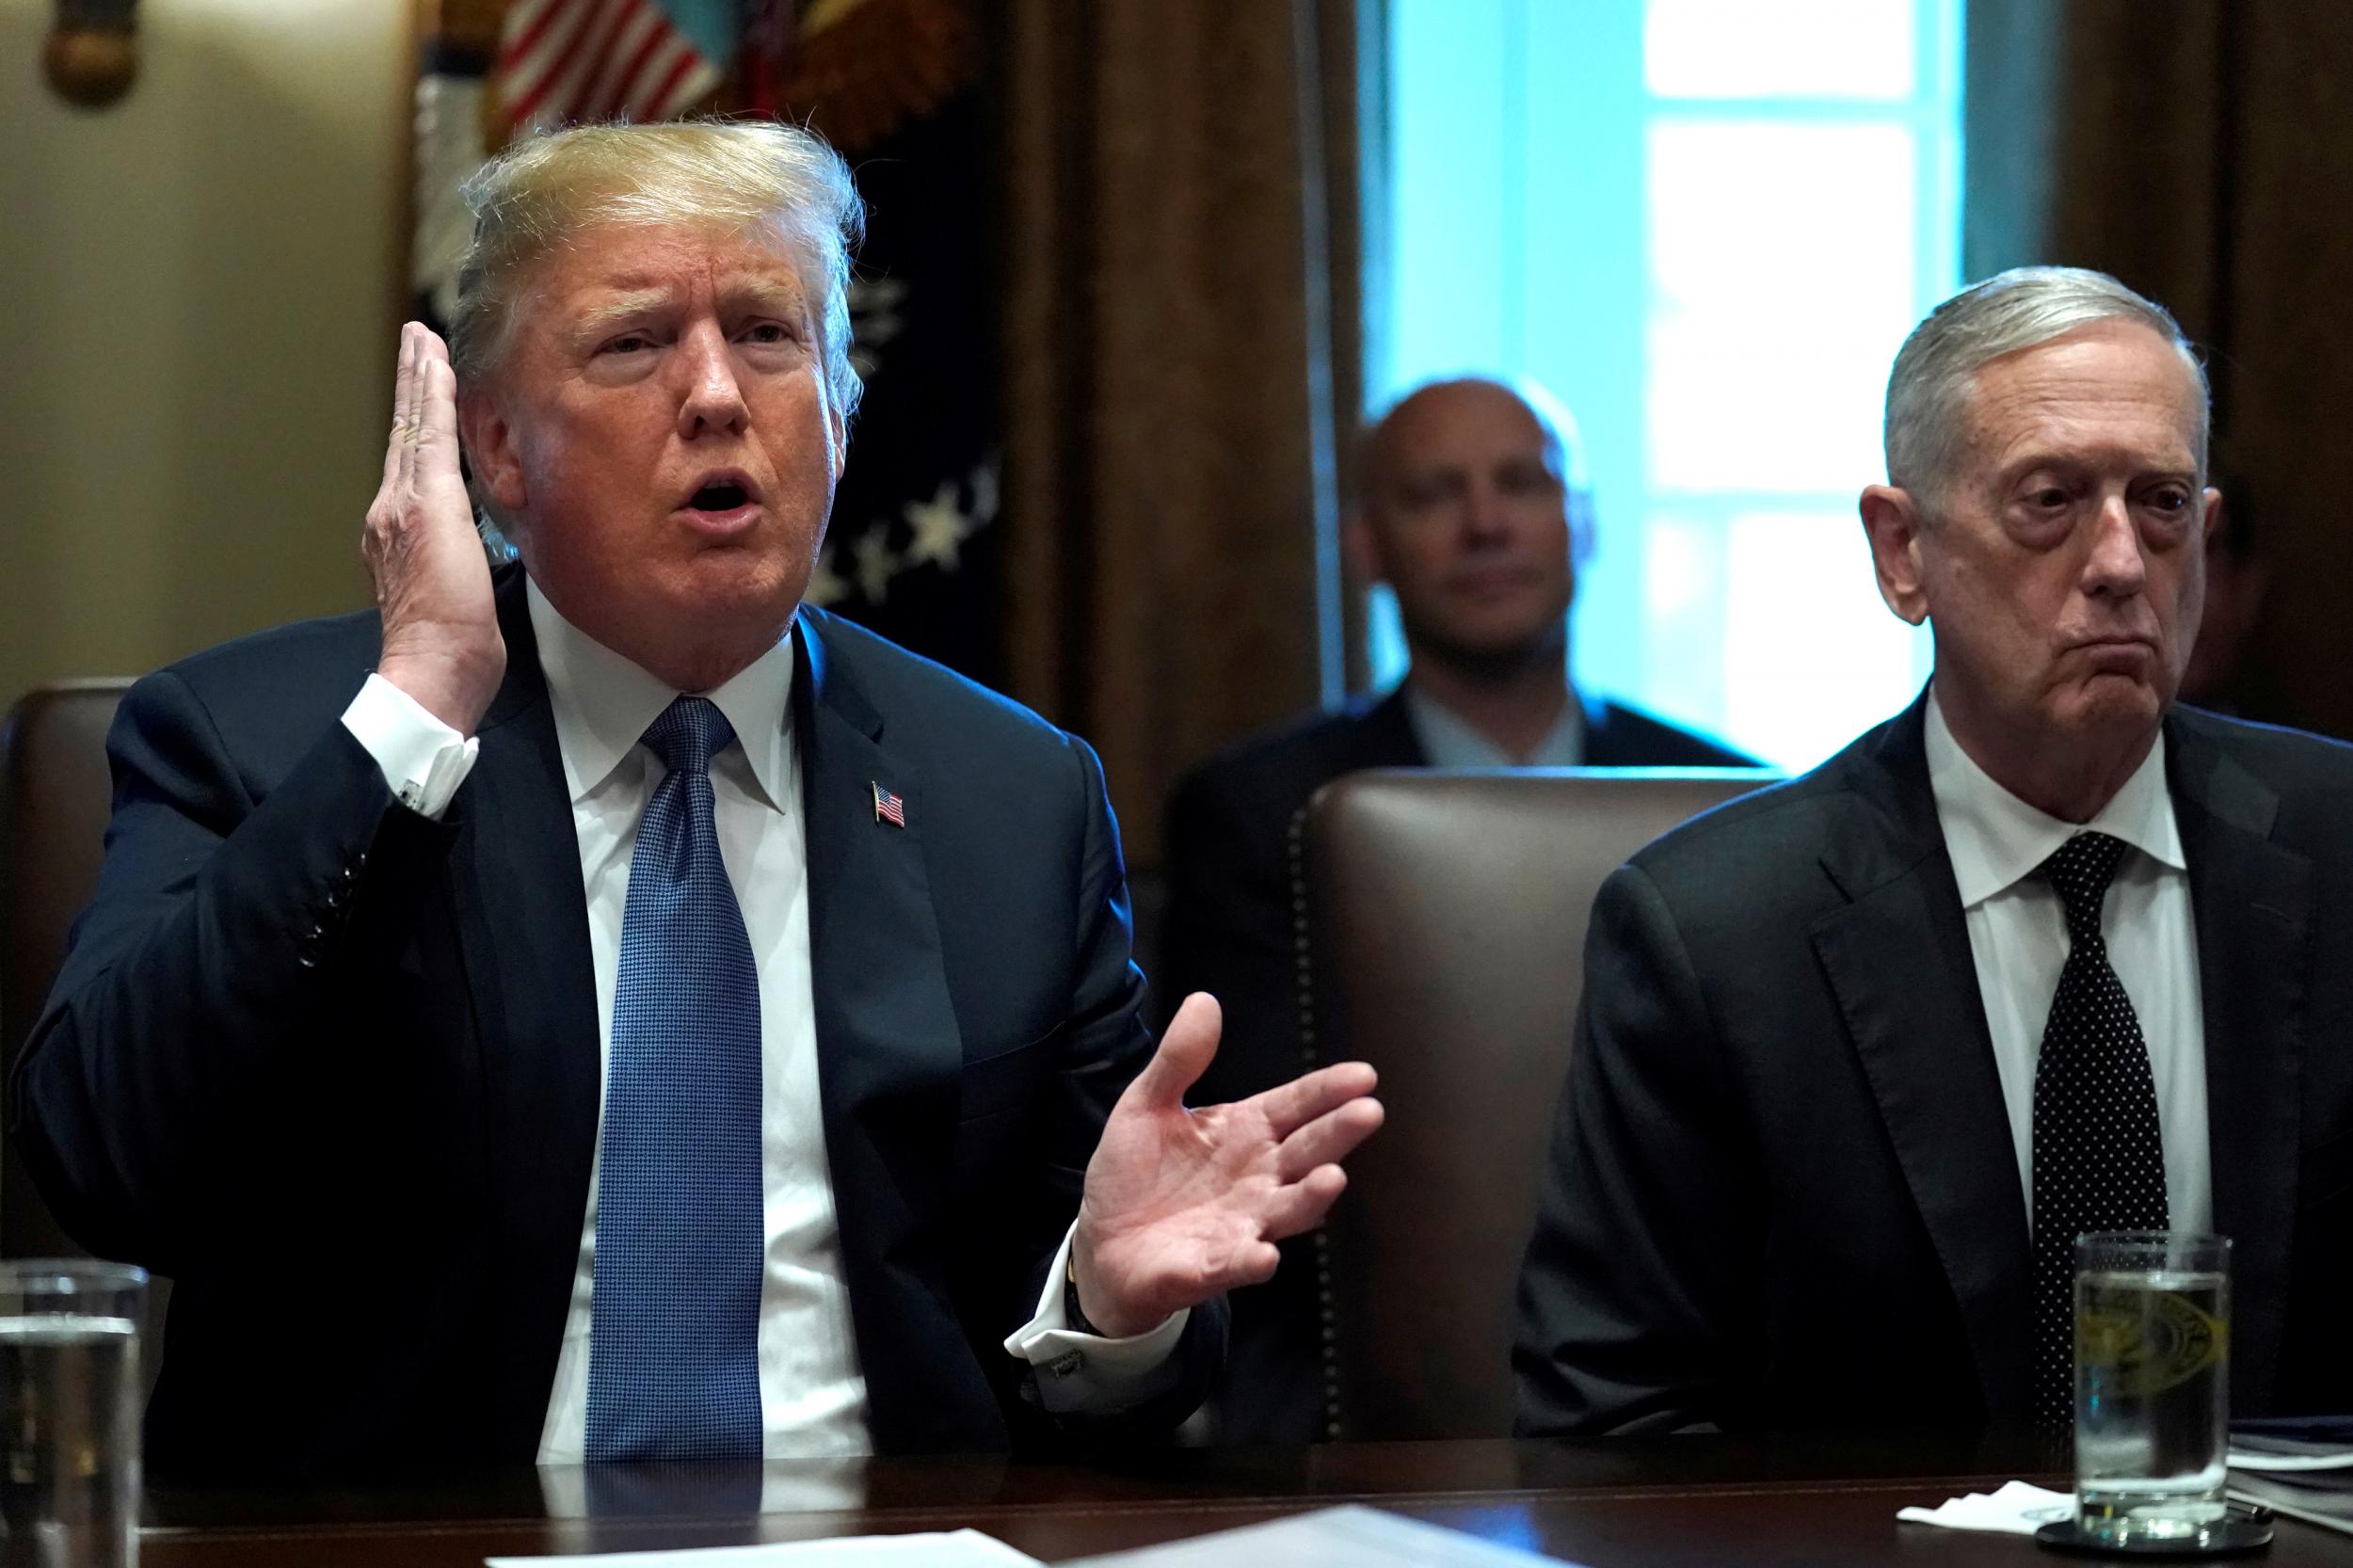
left=785, top=20, right=1009, bottom=688
left=412, top=2, right=1010, bottom=682
left=1967, top=0, right=2353, bottom=740
left=998, top=0, right=1371, bottom=868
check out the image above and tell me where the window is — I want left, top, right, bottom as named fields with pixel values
left=1375, top=0, right=1963, bottom=769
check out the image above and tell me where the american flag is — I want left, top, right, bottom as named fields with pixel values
left=872, top=782, right=906, bottom=827
left=497, top=0, right=730, bottom=134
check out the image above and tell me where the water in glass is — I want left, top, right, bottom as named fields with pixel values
left=0, top=1315, right=138, bottom=1568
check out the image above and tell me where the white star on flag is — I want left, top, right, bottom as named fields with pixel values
left=853, top=528, right=899, bottom=604
left=805, top=546, right=849, bottom=608
left=903, top=481, right=970, bottom=571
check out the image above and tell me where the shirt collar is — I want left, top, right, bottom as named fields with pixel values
left=1924, top=684, right=2185, bottom=908
left=524, top=576, right=796, bottom=810
left=1401, top=680, right=1586, bottom=769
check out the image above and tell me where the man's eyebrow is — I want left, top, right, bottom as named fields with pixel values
left=718, top=277, right=811, bottom=314
left=1995, top=447, right=2198, bottom=481
left=563, top=277, right=810, bottom=338
left=568, top=291, right=672, bottom=335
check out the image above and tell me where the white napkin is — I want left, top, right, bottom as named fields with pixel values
left=1897, top=1480, right=2075, bottom=1534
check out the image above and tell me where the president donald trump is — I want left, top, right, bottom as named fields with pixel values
left=14, top=121, right=1382, bottom=1476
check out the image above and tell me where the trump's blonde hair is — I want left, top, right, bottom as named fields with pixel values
left=449, top=120, right=867, bottom=420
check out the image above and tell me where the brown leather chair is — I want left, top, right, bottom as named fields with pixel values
left=1300, top=766, right=1774, bottom=1440
left=2, top=680, right=133, bottom=1260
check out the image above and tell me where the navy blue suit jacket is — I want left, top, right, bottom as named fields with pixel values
left=13, top=566, right=1223, bottom=1477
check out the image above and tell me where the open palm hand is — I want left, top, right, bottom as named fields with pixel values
left=1072, top=994, right=1383, bottom=1337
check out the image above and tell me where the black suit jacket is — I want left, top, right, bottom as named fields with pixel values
left=13, top=567, right=1222, bottom=1477
left=1514, top=695, right=2353, bottom=1435
left=1160, top=687, right=1756, bottom=1442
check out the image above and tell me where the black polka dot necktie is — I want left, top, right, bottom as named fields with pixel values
left=2029, top=829, right=2169, bottom=1432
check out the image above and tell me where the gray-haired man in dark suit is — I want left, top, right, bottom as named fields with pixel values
left=1516, top=267, right=2353, bottom=1436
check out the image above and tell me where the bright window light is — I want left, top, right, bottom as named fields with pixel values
left=1646, top=0, right=1915, bottom=100
left=1724, top=510, right=1925, bottom=767
left=1646, top=121, right=1917, bottom=494
left=1377, top=0, right=1961, bottom=771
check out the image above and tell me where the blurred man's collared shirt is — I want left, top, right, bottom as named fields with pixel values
left=1401, top=680, right=1585, bottom=768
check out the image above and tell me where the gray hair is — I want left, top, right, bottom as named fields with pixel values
left=1884, top=265, right=2208, bottom=503
left=449, top=120, right=866, bottom=421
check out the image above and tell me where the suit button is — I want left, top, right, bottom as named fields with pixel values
left=296, top=952, right=318, bottom=970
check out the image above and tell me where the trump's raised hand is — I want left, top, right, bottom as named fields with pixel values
left=364, top=322, right=505, bottom=736
left=1070, top=994, right=1383, bottom=1338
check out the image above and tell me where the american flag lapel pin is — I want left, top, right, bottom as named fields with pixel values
left=872, top=781, right=907, bottom=827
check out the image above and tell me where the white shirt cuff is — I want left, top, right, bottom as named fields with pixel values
left=341, top=673, right=480, bottom=820
left=1001, top=1225, right=1190, bottom=1416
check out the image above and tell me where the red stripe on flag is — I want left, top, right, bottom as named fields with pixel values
left=643, top=44, right=705, bottom=122
left=497, top=0, right=565, bottom=72
left=504, top=0, right=600, bottom=124
left=552, top=0, right=642, bottom=121
left=504, top=0, right=614, bottom=127
left=608, top=30, right=683, bottom=123
left=564, top=0, right=644, bottom=121
left=584, top=2, right=664, bottom=122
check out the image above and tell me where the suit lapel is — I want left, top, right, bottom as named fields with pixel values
left=2169, top=712, right=2312, bottom=1411
left=792, top=612, right=990, bottom=1450
left=445, top=568, right=601, bottom=1456
left=1357, top=687, right=1427, bottom=768
left=1809, top=696, right=2036, bottom=1423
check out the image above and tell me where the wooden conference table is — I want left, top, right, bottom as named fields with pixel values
left=136, top=1433, right=2353, bottom=1565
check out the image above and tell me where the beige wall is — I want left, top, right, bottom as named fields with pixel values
left=0, top=0, right=409, bottom=707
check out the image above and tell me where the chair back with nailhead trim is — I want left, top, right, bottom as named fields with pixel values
left=1299, top=767, right=1773, bottom=1439
left=2, top=680, right=134, bottom=1264
left=0, top=680, right=173, bottom=1384
left=0, top=675, right=182, bottom=1387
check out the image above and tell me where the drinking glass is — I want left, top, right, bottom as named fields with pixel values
left=2073, top=1231, right=2231, bottom=1545
left=0, top=1261, right=146, bottom=1568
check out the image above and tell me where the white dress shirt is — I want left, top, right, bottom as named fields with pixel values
left=1924, top=690, right=2212, bottom=1236
left=1401, top=682, right=1587, bottom=768
left=339, top=581, right=1184, bottom=1463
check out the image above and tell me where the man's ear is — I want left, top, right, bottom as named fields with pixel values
left=457, top=389, right=528, bottom=514
left=1859, top=484, right=1930, bottom=626
left=2201, top=484, right=2224, bottom=547
left=1566, top=485, right=1597, bottom=569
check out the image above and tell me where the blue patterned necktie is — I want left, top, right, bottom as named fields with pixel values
left=585, top=696, right=763, bottom=1460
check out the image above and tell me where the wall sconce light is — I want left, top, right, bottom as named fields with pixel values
left=44, top=0, right=139, bottom=109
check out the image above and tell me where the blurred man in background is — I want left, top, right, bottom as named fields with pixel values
left=1161, top=375, right=1753, bottom=1443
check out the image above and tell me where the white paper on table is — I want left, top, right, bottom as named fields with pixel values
left=486, top=1529, right=1043, bottom=1567
left=1059, top=1504, right=1578, bottom=1565
left=1895, top=1480, right=2075, bottom=1535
